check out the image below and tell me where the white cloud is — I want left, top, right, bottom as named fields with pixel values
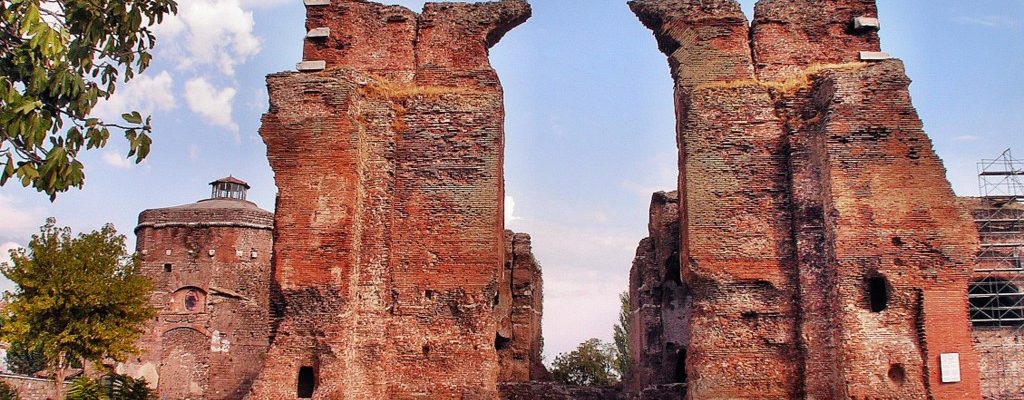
left=0, top=195, right=41, bottom=238
left=154, top=0, right=261, bottom=76
left=184, top=77, right=240, bottom=136
left=505, top=195, right=521, bottom=224
left=952, top=16, right=1020, bottom=29
left=953, top=135, right=980, bottom=142
left=102, top=151, right=135, bottom=169
left=92, top=71, right=176, bottom=120
left=239, top=0, right=291, bottom=8
left=0, top=242, right=20, bottom=293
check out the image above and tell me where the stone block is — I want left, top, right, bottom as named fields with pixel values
left=859, top=51, right=892, bottom=61
left=302, top=0, right=329, bottom=6
left=295, top=60, right=325, bottom=71
left=305, top=27, right=329, bottom=39
left=854, top=16, right=881, bottom=31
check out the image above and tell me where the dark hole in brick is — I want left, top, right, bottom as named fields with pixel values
left=665, top=251, right=681, bottom=285
left=425, top=289, right=435, bottom=300
left=164, top=263, right=172, bottom=272
left=297, top=366, right=315, bottom=398
left=741, top=311, right=758, bottom=320
left=891, top=236, right=904, bottom=247
left=422, top=344, right=431, bottom=357
left=495, top=333, right=512, bottom=350
left=674, top=348, right=687, bottom=384
left=888, top=363, right=906, bottom=383
left=867, top=276, right=889, bottom=313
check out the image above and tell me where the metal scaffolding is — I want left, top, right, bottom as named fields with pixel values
left=969, top=149, right=1024, bottom=328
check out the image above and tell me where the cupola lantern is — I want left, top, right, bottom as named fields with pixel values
left=210, top=176, right=250, bottom=200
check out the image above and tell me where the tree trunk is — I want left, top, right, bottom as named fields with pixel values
left=53, top=354, right=66, bottom=400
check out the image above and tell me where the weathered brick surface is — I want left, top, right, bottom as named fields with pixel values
left=248, top=1, right=529, bottom=398
left=751, top=0, right=880, bottom=81
left=497, top=231, right=549, bottom=383
left=628, top=0, right=753, bottom=91
left=625, top=191, right=688, bottom=395
left=631, top=0, right=980, bottom=398
left=125, top=197, right=274, bottom=400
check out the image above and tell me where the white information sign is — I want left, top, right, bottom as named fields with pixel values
left=940, top=353, right=961, bottom=383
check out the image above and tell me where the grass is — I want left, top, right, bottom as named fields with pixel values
left=696, top=62, right=868, bottom=94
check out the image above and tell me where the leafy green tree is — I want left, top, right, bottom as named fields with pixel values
left=66, top=374, right=152, bottom=400
left=0, top=0, right=177, bottom=198
left=0, top=219, right=154, bottom=399
left=612, top=291, right=630, bottom=378
left=5, top=341, right=46, bottom=375
left=550, top=338, right=618, bottom=387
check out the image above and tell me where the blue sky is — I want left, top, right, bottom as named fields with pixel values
left=0, top=0, right=1021, bottom=359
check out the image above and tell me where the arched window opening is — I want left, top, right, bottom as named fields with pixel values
left=297, top=366, right=315, bottom=398
left=184, top=290, right=200, bottom=312
left=969, top=278, right=1024, bottom=327
left=173, top=287, right=206, bottom=313
left=867, top=275, right=890, bottom=313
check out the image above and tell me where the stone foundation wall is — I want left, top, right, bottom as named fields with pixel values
left=0, top=374, right=66, bottom=400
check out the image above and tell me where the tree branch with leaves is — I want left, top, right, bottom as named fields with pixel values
left=0, top=0, right=177, bottom=199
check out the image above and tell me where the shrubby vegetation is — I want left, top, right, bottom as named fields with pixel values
left=0, top=219, right=154, bottom=398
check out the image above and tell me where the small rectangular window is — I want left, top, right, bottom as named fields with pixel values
left=164, top=263, right=172, bottom=272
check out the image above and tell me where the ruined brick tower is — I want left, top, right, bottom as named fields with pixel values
left=127, top=177, right=274, bottom=399
left=629, top=0, right=982, bottom=398
left=247, top=0, right=530, bottom=398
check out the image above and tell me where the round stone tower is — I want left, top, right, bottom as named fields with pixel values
left=125, top=177, right=273, bottom=400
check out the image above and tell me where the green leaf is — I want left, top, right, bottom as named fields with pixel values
left=120, top=112, right=142, bottom=124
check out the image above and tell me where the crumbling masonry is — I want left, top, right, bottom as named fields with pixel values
left=247, top=0, right=530, bottom=398
left=628, top=0, right=981, bottom=398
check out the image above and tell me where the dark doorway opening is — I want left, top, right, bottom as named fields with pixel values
left=674, top=349, right=687, bottom=383
left=297, top=366, right=315, bottom=398
left=665, top=251, right=681, bottom=285
left=867, top=275, right=889, bottom=313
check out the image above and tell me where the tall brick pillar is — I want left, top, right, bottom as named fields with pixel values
left=247, top=1, right=529, bottom=399
left=630, top=0, right=981, bottom=398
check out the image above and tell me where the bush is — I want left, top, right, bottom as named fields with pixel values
left=5, top=342, right=46, bottom=376
left=550, top=338, right=619, bottom=387
left=65, top=374, right=152, bottom=400
left=0, top=381, right=18, bottom=400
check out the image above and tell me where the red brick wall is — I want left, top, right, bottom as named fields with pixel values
left=248, top=1, right=529, bottom=398
left=751, top=0, right=880, bottom=81
left=497, top=231, right=548, bottom=383
left=626, top=191, right=688, bottom=396
left=0, top=374, right=66, bottom=400
left=126, top=202, right=274, bottom=400
left=630, top=0, right=980, bottom=398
